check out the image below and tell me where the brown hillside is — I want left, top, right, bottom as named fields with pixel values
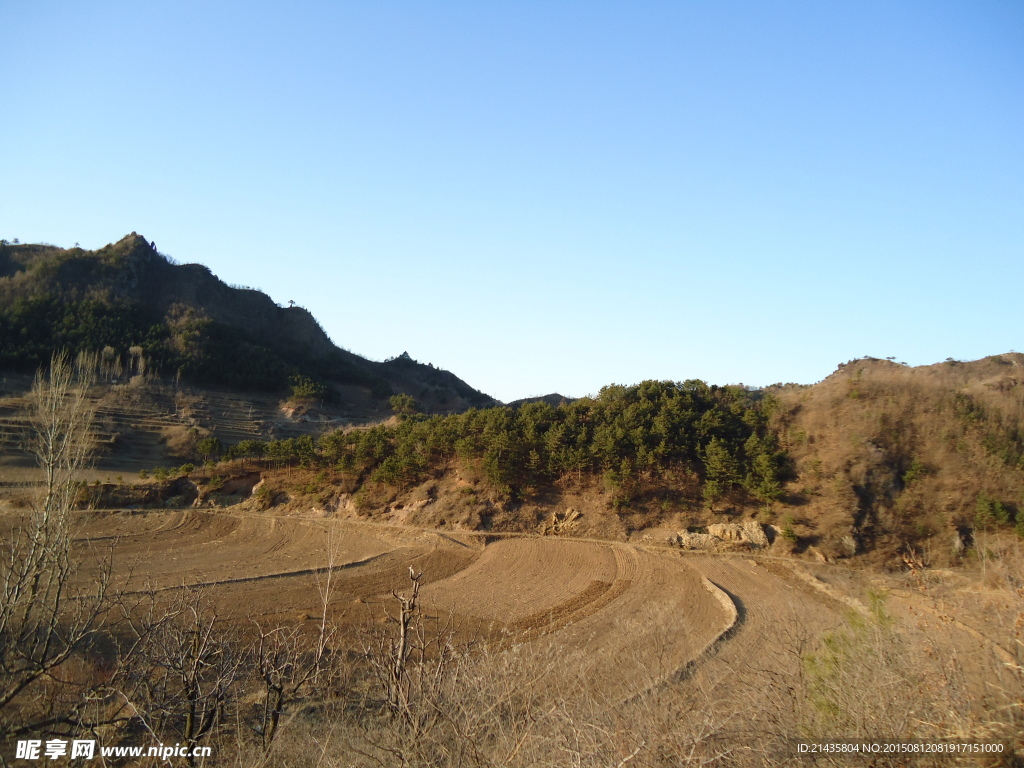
left=772, top=353, right=1024, bottom=562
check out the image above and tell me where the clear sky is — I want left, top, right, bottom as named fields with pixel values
left=2, top=1, right=1022, bottom=402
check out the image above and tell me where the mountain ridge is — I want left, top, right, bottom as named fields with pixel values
left=0, top=234, right=497, bottom=412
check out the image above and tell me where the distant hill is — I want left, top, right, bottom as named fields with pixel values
left=0, top=234, right=496, bottom=412
left=508, top=393, right=575, bottom=409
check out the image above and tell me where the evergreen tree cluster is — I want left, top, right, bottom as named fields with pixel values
left=952, top=392, right=1024, bottom=469
left=0, top=295, right=382, bottom=396
left=224, top=380, right=787, bottom=507
left=974, top=493, right=1024, bottom=538
left=0, top=296, right=167, bottom=371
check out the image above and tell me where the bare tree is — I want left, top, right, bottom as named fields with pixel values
left=365, top=569, right=434, bottom=722
left=349, top=570, right=466, bottom=764
left=250, top=532, right=340, bottom=751
left=0, top=352, right=112, bottom=738
left=138, top=590, right=241, bottom=766
left=31, top=351, right=95, bottom=519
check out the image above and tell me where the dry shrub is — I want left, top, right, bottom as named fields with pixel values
left=241, top=577, right=786, bottom=768
left=798, top=588, right=1021, bottom=766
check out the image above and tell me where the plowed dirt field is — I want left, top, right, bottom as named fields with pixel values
left=70, top=509, right=849, bottom=699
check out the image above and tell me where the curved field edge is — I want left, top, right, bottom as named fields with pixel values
left=60, top=508, right=860, bottom=700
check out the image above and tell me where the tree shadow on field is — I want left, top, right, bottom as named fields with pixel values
left=703, top=581, right=747, bottom=646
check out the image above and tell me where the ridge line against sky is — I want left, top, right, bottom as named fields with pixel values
left=2, top=1, right=1022, bottom=402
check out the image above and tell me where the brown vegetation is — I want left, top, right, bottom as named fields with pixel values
left=772, top=354, right=1024, bottom=562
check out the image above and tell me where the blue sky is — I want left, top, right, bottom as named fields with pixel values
left=2, top=1, right=1022, bottom=402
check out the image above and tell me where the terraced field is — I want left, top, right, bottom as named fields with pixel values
left=66, top=508, right=850, bottom=700
left=3, top=496, right=1012, bottom=756
left=0, top=375, right=370, bottom=482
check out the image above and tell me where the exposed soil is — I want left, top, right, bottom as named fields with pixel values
left=60, top=507, right=853, bottom=702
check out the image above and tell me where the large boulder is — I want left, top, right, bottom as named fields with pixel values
left=673, top=521, right=770, bottom=550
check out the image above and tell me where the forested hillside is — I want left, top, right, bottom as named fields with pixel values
left=194, top=357, right=1024, bottom=562
left=0, top=235, right=494, bottom=410
left=224, top=379, right=784, bottom=506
